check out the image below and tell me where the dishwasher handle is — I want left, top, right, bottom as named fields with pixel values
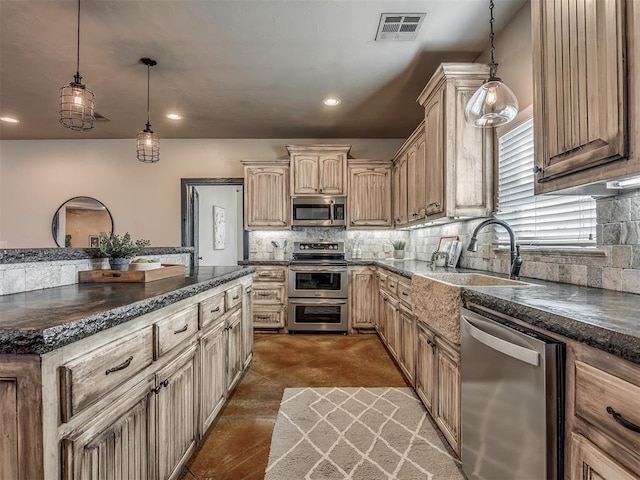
left=463, top=315, right=540, bottom=366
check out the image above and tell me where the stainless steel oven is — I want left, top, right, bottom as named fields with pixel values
left=288, top=242, right=348, bottom=332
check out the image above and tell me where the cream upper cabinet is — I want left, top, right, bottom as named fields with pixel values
left=287, top=145, right=350, bottom=195
left=392, top=154, right=408, bottom=226
left=417, top=63, right=493, bottom=222
left=347, top=160, right=392, bottom=228
left=242, top=160, right=290, bottom=230
left=532, top=0, right=638, bottom=193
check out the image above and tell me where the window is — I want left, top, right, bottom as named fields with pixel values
left=496, top=117, right=596, bottom=246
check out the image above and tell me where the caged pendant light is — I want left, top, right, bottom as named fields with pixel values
left=59, top=0, right=95, bottom=131
left=136, top=58, right=160, bottom=163
left=464, top=0, right=519, bottom=128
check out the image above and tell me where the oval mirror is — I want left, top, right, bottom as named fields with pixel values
left=51, top=196, right=114, bottom=247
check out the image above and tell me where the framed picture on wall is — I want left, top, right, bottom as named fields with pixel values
left=213, top=205, right=226, bottom=250
left=89, top=235, right=99, bottom=248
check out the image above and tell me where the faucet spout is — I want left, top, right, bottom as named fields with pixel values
left=467, top=218, right=523, bottom=280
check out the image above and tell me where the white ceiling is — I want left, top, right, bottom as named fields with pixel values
left=0, top=0, right=526, bottom=140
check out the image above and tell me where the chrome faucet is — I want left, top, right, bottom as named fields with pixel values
left=467, top=218, right=523, bottom=280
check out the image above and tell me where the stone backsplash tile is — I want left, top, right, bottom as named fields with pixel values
left=622, top=269, right=640, bottom=294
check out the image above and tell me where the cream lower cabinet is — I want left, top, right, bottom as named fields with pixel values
left=570, top=433, right=638, bottom=480
left=252, top=266, right=287, bottom=330
left=155, top=345, right=198, bottom=480
left=398, top=305, right=415, bottom=387
left=415, top=321, right=460, bottom=456
left=7, top=275, right=253, bottom=480
left=349, top=266, right=377, bottom=332
left=242, top=285, right=253, bottom=368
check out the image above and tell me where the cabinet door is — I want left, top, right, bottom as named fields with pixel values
left=0, top=356, right=42, bottom=480
left=156, top=345, right=198, bottom=480
left=318, top=155, right=345, bottom=194
left=386, top=298, right=400, bottom=360
left=413, top=131, right=426, bottom=220
left=424, top=89, right=444, bottom=217
left=242, top=285, right=253, bottom=368
left=533, top=0, right=627, bottom=189
left=226, top=309, right=243, bottom=393
left=378, top=291, right=388, bottom=343
left=244, top=166, right=289, bottom=229
left=292, top=156, right=319, bottom=194
left=348, top=166, right=392, bottom=227
left=436, top=338, right=461, bottom=455
left=61, top=376, right=155, bottom=480
left=393, top=155, right=408, bottom=225
left=399, top=308, right=415, bottom=385
left=569, top=433, right=637, bottom=480
left=416, top=325, right=436, bottom=414
left=199, top=320, right=227, bottom=434
left=349, top=267, right=376, bottom=330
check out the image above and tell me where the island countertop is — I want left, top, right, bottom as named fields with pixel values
left=0, top=265, right=255, bottom=355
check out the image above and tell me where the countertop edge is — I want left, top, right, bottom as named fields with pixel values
left=0, top=266, right=255, bottom=355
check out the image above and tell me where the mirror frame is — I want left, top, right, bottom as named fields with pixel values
left=51, top=196, right=114, bottom=248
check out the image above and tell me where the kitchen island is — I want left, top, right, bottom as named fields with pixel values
left=0, top=265, right=254, bottom=480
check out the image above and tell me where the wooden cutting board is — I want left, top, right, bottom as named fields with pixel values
left=78, top=264, right=186, bottom=283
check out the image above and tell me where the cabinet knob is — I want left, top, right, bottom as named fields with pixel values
left=533, top=166, right=543, bottom=174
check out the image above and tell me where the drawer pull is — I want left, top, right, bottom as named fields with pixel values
left=258, top=272, right=272, bottom=277
left=105, top=356, right=133, bottom=376
left=211, top=306, right=221, bottom=313
left=257, top=315, right=270, bottom=320
left=606, top=406, right=640, bottom=433
left=232, top=295, right=239, bottom=300
left=401, top=292, right=408, bottom=296
left=174, top=325, right=188, bottom=334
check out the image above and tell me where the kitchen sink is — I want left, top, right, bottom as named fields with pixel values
left=426, top=272, right=531, bottom=287
left=411, top=272, right=531, bottom=345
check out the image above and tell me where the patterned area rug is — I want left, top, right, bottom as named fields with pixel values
left=265, top=387, right=463, bottom=479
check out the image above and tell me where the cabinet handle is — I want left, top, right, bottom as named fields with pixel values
left=258, top=272, right=272, bottom=277
left=161, top=379, right=169, bottom=388
left=173, top=325, right=188, bottom=334
left=606, top=406, right=640, bottom=433
left=401, top=292, right=408, bottom=296
left=319, top=188, right=323, bottom=193
left=152, top=385, right=162, bottom=394
left=532, top=165, right=543, bottom=174
left=211, top=306, right=221, bottom=313
left=257, top=315, right=270, bottom=320
left=105, top=356, right=133, bottom=376
left=232, top=295, right=239, bottom=300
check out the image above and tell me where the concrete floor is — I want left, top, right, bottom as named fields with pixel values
left=182, top=333, right=409, bottom=480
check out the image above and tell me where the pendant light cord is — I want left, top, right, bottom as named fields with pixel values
left=146, top=63, right=151, bottom=130
left=75, top=0, right=81, bottom=81
left=489, top=0, right=498, bottom=78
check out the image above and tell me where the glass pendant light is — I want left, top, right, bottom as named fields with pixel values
left=59, top=0, right=95, bottom=131
left=136, top=58, right=160, bottom=163
left=464, top=0, right=518, bottom=128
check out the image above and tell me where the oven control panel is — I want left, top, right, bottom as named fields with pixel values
left=295, top=242, right=344, bottom=253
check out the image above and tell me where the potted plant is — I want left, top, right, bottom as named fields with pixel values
left=391, top=240, right=406, bottom=259
left=98, top=232, right=150, bottom=270
left=431, top=250, right=450, bottom=267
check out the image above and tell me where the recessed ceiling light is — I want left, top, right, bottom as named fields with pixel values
left=323, top=98, right=341, bottom=106
left=0, top=116, right=19, bottom=123
left=166, top=113, right=183, bottom=120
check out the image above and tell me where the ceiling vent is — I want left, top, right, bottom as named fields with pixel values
left=375, top=13, right=426, bottom=41
left=94, top=112, right=110, bottom=122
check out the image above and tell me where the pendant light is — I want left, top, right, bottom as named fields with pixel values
left=59, top=0, right=95, bottom=131
left=136, top=58, right=160, bottom=163
left=464, top=0, right=518, bottom=128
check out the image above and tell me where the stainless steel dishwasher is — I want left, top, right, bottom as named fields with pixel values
left=460, top=307, right=565, bottom=480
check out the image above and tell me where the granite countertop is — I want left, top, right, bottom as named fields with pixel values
left=367, top=260, right=640, bottom=365
left=0, top=246, right=194, bottom=264
left=0, top=265, right=254, bottom=355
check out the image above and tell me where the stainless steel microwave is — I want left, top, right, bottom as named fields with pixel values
left=291, top=196, right=346, bottom=227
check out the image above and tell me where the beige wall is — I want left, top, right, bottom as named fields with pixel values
left=475, top=1, right=532, bottom=110
left=0, top=138, right=403, bottom=247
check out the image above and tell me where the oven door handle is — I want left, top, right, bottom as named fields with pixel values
left=288, top=299, right=348, bottom=306
left=289, top=266, right=347, bottom=273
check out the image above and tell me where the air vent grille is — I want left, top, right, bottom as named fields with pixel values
left=375, top=13, right=426, bottom=41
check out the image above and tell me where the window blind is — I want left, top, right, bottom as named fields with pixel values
left=496, top=118, right=596, bottom=246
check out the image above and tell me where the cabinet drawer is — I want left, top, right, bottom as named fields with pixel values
left=398, top=281, right=412, bottom=306
left=253, top=267, right=286, bottom=282
left=253, top=305, right=285, bottom=328
left=253, top=285, right=285, bottom=304
left=59, top=327, right=154, bottom=422
left=199, top=292, right=226, bottom=328
left=378, top=272, right=388, bottom=290
left=575, top=361, right=640, bottom=453
left=386, top=276, right=399, bottom=297
left=225, top=285, right=243, bottom=310
left=154, top=305, right=198, bottom=358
